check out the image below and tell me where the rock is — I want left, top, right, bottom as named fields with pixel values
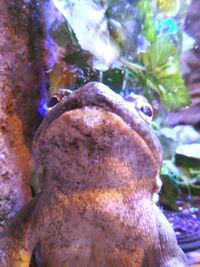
left=159, top=128, right=177, bottom=159
left=167, top=104, right=200, bottom=126
left=185, top=0, right=200, bottom=41
left=159, top=125, right=200, bottom=159
left=173, top=125, right=200, bottom=144
left=0, top=1, right=43, bottom=231
left=175, top=144, right=200, bottom=167
left=168, top=0, right=200, bottom=128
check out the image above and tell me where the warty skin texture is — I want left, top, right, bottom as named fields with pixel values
left=0, top=82, right=188, bottom=267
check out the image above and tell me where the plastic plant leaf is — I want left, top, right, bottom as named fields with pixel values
left=107, top=18, right=127, bottom=48
left=65, top=20, right=81, bottom=47
left=120, top=59, right=146, bottom=73
left=138, top=0, right=156, bottom=43
left=124, top=37, right=191, bottom=111
left=141, top=38, right=177, bottom=69
left=161, top=160, right=200, bottom=198
left=52, top=0, right=119, bottom=69
left=50, top=20, right=80, bottom=48
left=162, top=160, right=194, bottom=186
left=189, top=169, right=200, bottom=176
left=160, top=174, right=178, bottom=210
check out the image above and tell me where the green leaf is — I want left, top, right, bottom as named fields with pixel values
left=124, top=37, right=191, bottom=111
left=107, top=18, right=127, bottom=48
left=65, top=20, right=81, bottom=47
left=159, top=174, right=178, bottom=210
left=140, top=38, right=177, bottom=69
left=50, top=20, right=80, bottom=48
left=161, top=160, right=193, bottom=186
left=138, top=0, right=156, bottom=43
left=52, top=0, right=119, bottom=69
left=120, top=58, right=145, bottom=73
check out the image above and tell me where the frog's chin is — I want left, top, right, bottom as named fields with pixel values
left=34, top=106, right=161, bottom=194
left=34, top=82, right=162, bottom=165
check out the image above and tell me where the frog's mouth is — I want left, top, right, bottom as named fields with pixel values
left=34, top=82, right=162, bottom=164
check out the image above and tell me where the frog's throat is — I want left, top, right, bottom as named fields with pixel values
left=34, top=82, right=162, bottom=165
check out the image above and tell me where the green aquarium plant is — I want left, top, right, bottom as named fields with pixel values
left=122, top=37, right=190, bottom=111
left=48, top=0, right=191, bottom=112
left=122, top=0, right=191, bottom=111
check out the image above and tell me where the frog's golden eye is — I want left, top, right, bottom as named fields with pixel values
left=135, top=101, right=153, bottom=123
left=124, top=93, right=153, bottom=123
left=47, top=89, right=72, bottom=111
left=47, top=95, right=61, bottom=109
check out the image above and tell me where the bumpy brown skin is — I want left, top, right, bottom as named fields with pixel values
left=0, top=82, right=188, bottom=267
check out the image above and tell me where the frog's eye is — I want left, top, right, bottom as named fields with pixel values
left=135, top=101, right=153, bottom=123
left=125, top=93, right=153, bottom=123
left=47, top=89, right=72, bottom=111
left=47, top=95, right=62, bottom=109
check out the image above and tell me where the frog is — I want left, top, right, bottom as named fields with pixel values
left=0, top=82, right=188, bottom=267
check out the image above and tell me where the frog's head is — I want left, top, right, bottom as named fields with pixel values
left=33, top=82, right=162, bottom=197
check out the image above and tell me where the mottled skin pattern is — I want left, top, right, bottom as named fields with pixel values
left=0, top=82, right=188, bottom=267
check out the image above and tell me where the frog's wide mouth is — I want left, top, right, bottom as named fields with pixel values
left=34, top=82, right=162, bottom=164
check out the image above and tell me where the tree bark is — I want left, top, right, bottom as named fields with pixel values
left=0, top=0, right=43, bottom=231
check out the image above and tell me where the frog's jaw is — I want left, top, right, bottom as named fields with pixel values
left=34, top=82, right=162, bottom=166
left=34, top=107, right=161, bottom=195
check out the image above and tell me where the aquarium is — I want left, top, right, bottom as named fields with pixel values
left=0, top=0, right=200, bottom=266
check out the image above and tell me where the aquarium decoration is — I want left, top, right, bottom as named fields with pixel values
left=156, top=17, right=178, bottom=35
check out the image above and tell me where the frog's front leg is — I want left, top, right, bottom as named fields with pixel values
left=153, top=205, right=188, bottom=267
left=0, top=197, right=39, bottom=267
